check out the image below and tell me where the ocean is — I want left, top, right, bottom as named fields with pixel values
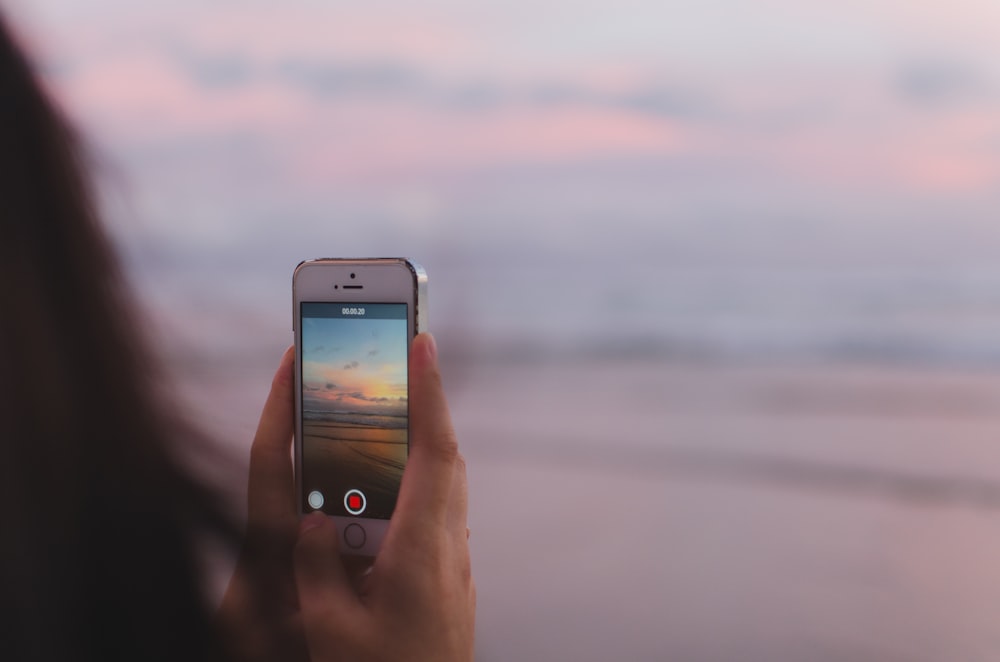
left=131, top=237, right=1000, bottom=370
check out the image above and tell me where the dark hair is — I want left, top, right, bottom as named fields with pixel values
left=0, top=14, right=236, bottom=661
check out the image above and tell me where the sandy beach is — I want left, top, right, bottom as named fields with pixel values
left=301, top=419, right=406, bottom=518
left=176, top=350, right=1000, bottom=661
left=454, top=357, right=1000, bottom=661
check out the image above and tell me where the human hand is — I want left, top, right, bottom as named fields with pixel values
left=294, top=333, right=476, bottom=662
left=218, top=346, right=307, bottom=662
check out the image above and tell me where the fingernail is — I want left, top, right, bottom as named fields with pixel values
left=299, top=511, right=327, bottom=535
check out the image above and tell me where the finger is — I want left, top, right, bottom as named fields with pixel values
left=294, top=512, right=360, bottom=657
left=247, top=346, right=296, bottom=532
left=393, top=333, right=460, bottom=534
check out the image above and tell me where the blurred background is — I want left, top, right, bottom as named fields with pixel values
left=10, top=0, right=1000, bottom=659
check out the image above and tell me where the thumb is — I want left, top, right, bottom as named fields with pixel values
left=294, top=513, right=361, bottom=655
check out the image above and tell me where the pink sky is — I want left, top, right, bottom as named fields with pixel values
left=5, top=0, right=998, bottom=256
left=15, top=2, right=998, bottom=178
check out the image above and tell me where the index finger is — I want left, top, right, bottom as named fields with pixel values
left=247, top=345, right=297, bottom=534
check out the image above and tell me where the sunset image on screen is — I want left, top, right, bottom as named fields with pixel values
left=300, top=304, right=408, bottom=519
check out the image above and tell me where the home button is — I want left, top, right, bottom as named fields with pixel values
left=344, top=523, right=366, bottom=550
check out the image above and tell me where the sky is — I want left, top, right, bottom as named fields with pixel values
left=302, top=315, right=408, bottom=416
left=14, top=0, right=999, bottom=216
left=12, top=0, right=1000, bottom=246
left=7, top=0, right=1000, bottom=360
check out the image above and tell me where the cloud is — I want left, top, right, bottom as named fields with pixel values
left=328, top=391, right=407, bottom=404
left=616, top=85, right=715, bottom=119
left=275, top=58, right=426, bottom=98
left=525, top=81, right=715, bottom=120
left=153, top=40, right=259, bottom=91
left=893, top=59, right=988, bottom=107
left=186, top=53, right=255, bottom=89
left=161, top=42, right=714, bottom=122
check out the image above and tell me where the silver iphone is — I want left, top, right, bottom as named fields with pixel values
left=293, top=258, right=427, bottom=556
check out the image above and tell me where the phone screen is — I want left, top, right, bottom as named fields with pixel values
left=299, top=302, right=409, bottom=520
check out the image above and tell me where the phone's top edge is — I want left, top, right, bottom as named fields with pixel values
left=299, top=257, right=417, bottom=263
left=291, top=257, right=428, bottom=332
left=294, top=258, right=424, bottom=276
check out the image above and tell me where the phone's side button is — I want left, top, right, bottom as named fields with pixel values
left=343, top=523, right=367, bottom=550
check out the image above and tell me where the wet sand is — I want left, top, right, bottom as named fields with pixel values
left=302, top=420, right=406, bottom=519
left=451, top=358, right=1000, bottom=661
left=176, top=351, right=1000, bottom=661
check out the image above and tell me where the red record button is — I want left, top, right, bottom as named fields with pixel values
left=344, top=489, right=366, bottom=515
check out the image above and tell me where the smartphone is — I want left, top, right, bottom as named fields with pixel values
left=293, top=258, right=427, bottom=556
